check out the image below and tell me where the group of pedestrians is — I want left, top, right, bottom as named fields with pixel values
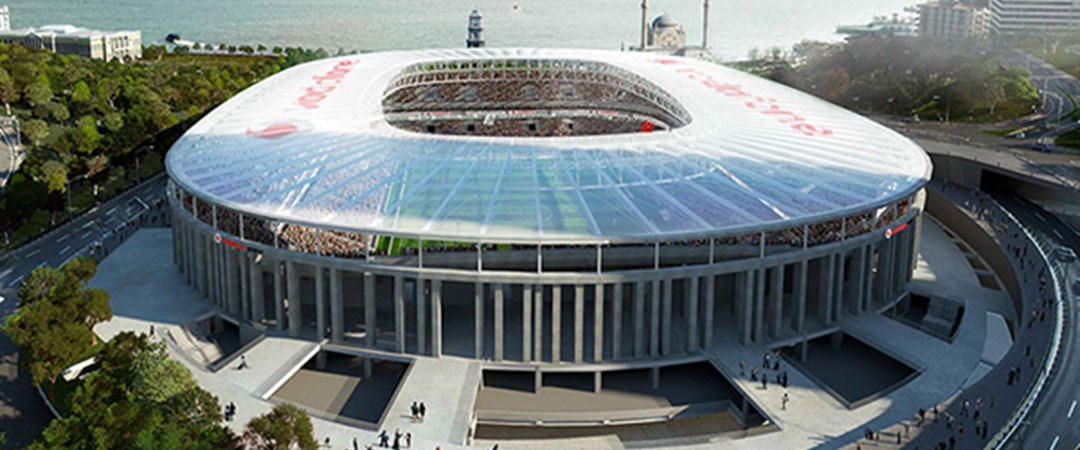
left=223, top=402, right=237, bottom=421
left=374, top=429, right=410, bottom=449
left=410, top=400, right=427, bottom=422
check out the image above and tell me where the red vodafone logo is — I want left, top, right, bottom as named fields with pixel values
left=214, top=233, right=222, bottom=244
left=654, top=59, right=681, bottom=65
left=247, top=122, right=299, bottom=140
left=296, top=59, right=359, bottom=110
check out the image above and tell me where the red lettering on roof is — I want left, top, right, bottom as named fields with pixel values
left=297, top=60, right=358, bottom=110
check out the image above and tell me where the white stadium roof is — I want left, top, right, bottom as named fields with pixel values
left=166, top=48, right=931, bottom=244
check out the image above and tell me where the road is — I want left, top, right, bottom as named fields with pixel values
left=1002, top=50, right=1080, bottom=157
left=989, top=191, right=1080, bottom=450
left=0, top=175, right=166, bottom=449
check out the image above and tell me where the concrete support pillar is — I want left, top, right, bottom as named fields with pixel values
left=494, top=283, right=505, bottom=361
left=688, top=277, right=699, bottom=353
left=552, top=285, right=561, bottom=364
left=704, top=276, right=715, bottom=350
left=593, top=284, right=604, bottom=363
left=250, top=259, right=265, bottom=323
left=274, top=261, right=285, bottom=330
left=879, top=238, right=895, bottom=305
left=634, top=281, right=645, bottom=358
left=474, top=282, right=484, bottom=358
left=197, top=237, right=208, bottom=297
left=651, top=366, right=660, bottom=390
left=523, top=284, right=533, bottom=362
left=239, top=253, right=250, bottom=320
left=330, top=268, right=343, bottom=342
left=226, top=251, right=241, bottom=315
left=650, top=280, right=661, bottom=356
left=534, top=368, right=542, bottom=394
left=834, top=252, right=846, bottom=321
left=613, top=283, right=623, bottom=359
left=769, top=265, right=785, bottom=338
left=594, top=371, right=603, bottom=394
left=416, top=278, right=426, bottom=355
left=821, top=255, right=836, bottom=325
left=365, top=273, right=376, bottom=347
left=863, top=244, right=876, bottom=311
left=315, top=266, right=326, bottom=340
left=661, top=279, right=673, bottom=355
left=172, top=220, right=181, bottom=267
left=794, top=260, right=808, bottom=333
left=852, top=246, right=867, bottom=314
left=432, top=280, right=443, bottom=358
left=533, top=287, right=543, bottom=362
left=573, top=284, right=584, bottom=363
left=394, top=276, right=405, bottom=353
left=753, top=268, right=766, bottom=343
left=740, top=271, right=754, bottom=345
left=286, top=260, right=301, bottom=337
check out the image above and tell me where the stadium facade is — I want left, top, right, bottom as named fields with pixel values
left=166, top=49, right=931, bottom=366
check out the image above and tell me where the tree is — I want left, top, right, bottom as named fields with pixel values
left=22, top=118, right=49, bottom=147
left=4, top=172, right=47, bottom=216
left=131, top=342, right=198, bottom=404
left=0, top=67, right=19, bottom=106
left=242, top=404, right=317, bottom=450
left=39, top=160, right=68, bottom=193
left=71, top=80, right=92, bottom=104
left=24, top=76, right=53, bottom=107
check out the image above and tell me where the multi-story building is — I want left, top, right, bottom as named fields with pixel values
left=0, top=24, right=141, bottom=61
left=919, top=0, right=992, bottom=39
left=989, top=0, right=1080, bottom=34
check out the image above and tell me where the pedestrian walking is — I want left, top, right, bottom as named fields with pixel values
left=353, top=437, right=359, bottom=450
left=410, top=401, right=419, bottom=422
left=238, top=355, right=249, bottom=370
left=750, top=368, right=758, bottom=382
left=763, top=352, right=771, bottom=368
left=419, top=402, right=426, bottom=420
left=782, top=391, right=789, bottom=410
left=761, top=375, right=767, bottom=390
left=405, top=432, right=411, bottom=448
left=781, top=371, right=788, bottom=388
left=739, top=360, right=745, bottom=376
left=379, top=430, right=389, bottom=448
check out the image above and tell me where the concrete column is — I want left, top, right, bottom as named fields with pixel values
left=613, top=283, right=623, bottom=359
left=330, top=268, right=343, bottom=342
left=753, top=268, right=766, bottom=343
left=315, top=266, right=326, bottom=340
left=523, top=284, right=533, bottom=362
left=250, top=259, right=265, bottom=323
left=769, top=265, right=785, bottom=338
left=634, top=281, right=645, bottom=358
left=740, top=271, right=754, bottom=345
left=704, top=276, right=715, bottom=350
left=834, top=252, right=846, bottom=321
left=852, top=246, right=867, bottom=314
left=172, top=220, right=181, bottom=267
left=650, top=280, right=661, bottom=357
left=574, top=284, right=584, bottom=363
left=794, top=260, right=808, bottom=333
left=533, top=287, right=543, bottom=362
left=494, top=283, right=505, bottom=361
left=227, top=251, right=241, bottom=315
left=274, top=261, right=285, bottom=330
left=879, top=238, right=895, bottom=305
left=594, top=372, right=603, bottom=394
left=416, top=278, right=426, bottom=355
left=688, top=277, right=699, bottom=353
left=239, top=253, right=250, bottom=319
left=286, top=261, right=301, bottom=337
left=475, top=282, right=484, bottom=359
left=552, top=285, right=562, bottom=363
left=822, top=255, right=836, bottom=325
left=863, top=244, right=876, bottom=311
left=365, top=273, right=376, bottom=348
left=197, top=237, right=208, bottom=297
left=394, top=276, right=405, bottom=353
left=661, top=279, right=673, bottom=355
left=432, top=280, right=443, bottom=358
left=593, top=284, right=604, bottom=363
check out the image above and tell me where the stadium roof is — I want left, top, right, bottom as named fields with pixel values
left=166, top=48, right=931, bottom=244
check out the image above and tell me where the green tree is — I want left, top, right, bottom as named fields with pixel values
left=22, top=118, right=49, bottom=146
left=0, top=67, right=19, bottom=106
left=242, top=404, right=317, bottom=450
left=4, top=172, right=47, bottom=215
left=71, top=80, right=92, bottom=103
left=24, top=77, right=52, bottom=107
left=131, top=342, right=198, bottom=404
left=39, top=159, right=68, bottom=193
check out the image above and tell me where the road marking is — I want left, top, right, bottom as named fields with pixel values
left=1054, top=229, right=1064, bottom=240
left=1049, top=435, right=1059, bottom=450
left=57, top=234, right=69, bottom=243
left=106, top=207, right=117, bottom=215
left=7, top=275, right=23, bottom=288
left=1069, top=400, right=1077, bottom=418
left=81, top=230, right=94, bottom=240
left=25, top=249, right=40, bottom=258
left=1035, top=212, right=1046, bottom=221
left=81, top=221, right=94, bottom=229
left=60, top=245, right=71, bottom=255
left=0, top=268, right=11, bottom=281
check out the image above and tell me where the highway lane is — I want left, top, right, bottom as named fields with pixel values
left=0, top=174, right=166, bottom=449
left=991, top=191, right=1080, bottom=450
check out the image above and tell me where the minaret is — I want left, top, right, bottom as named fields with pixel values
left=702, top=0, right=710, bottom=49
left=467, top=9, right=484, bottom=48
left=640, top=0, right=649, bottom=49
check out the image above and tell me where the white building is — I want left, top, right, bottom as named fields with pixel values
left=919, top=0, right=991, bottom=39
left=0, top=24, right=141, bottom=61
left=0, top=6, right=9, bottom=32
left=989, top=0, right=1080, bottom=34
left=632, top=0, right=711, bottom=57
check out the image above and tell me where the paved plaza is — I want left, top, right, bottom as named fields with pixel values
left=87, top=220, right=1015, bottom=449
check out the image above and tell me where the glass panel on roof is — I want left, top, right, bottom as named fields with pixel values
left=656, top=182, right=749, bottom=228
left=692, top=173, right=783, bottom=221
left=538, top=190, right=591, bottom=237
left=621, top=184, right=701, bottom=233
left=483, top=187, right=539, bottom=238
left=581, top=188, right=649, bottom=236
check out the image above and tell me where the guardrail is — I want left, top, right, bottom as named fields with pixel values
left=987, top=200, right=1069, bottom=449
left=474, top=399, right=736, bottom=428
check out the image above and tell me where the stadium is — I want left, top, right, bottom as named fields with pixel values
left=166, top=48, right=931, bottom=369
